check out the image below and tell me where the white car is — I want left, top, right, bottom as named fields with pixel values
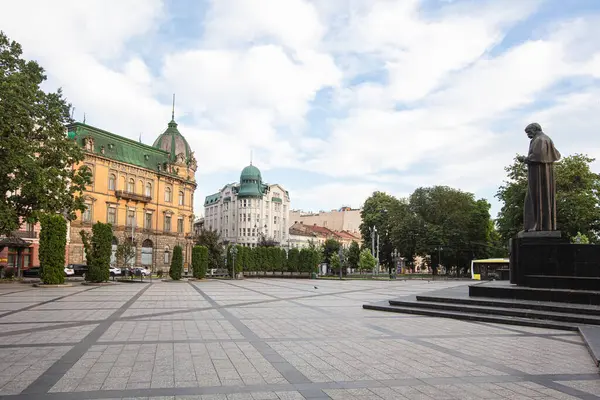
left=64, top=267, right=74, bottom=276
left=131, top=267, right=151, bottom=276
left=109, top=267, right=121, bottom=277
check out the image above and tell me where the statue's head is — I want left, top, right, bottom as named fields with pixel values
left=525, top=122, right=542, bottom=139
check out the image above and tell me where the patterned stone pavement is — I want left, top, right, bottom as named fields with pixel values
left=0, top=279, right=598, bottom=399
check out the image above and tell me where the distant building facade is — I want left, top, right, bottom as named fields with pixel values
left=289, top=222, right=361, bottom=248
left=289, top=206, right=362, bottom=234
left=66, top=114, right=197, bottom=271
left=204, top=164, right=290, bottom=247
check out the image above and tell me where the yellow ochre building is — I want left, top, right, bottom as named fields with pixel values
left=66, top=112, right=197, bottom=272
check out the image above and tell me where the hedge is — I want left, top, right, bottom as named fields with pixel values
left=39, top=215, right=67, bottom=285
left=192, top=245, right=208, bottom=279
left=80, top=222, right=112, bottom=282
left=169, top=245, right=183, bottom=280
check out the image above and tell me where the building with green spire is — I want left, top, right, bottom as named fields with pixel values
left=66, top=106, right=198, bottom=272
left=203, top=163, right=290, bottom=247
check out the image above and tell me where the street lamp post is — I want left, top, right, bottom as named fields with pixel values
left=338, top=247, right=344, bottom=280
left=370, top=226, right=377, bottom=276
left=231, top=245, right=238, bottom=280
left=391, top=249, right=399, bottom=279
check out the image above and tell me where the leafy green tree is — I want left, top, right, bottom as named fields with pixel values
left=321, top=239, right=341, bottom=265
left=358, top=248, right=376, bottom=273
left=0, top=32, right=92, bottom=236
left=234, top=245, right=244, bottom=275
left=497, top=154, right=600, bottom=243
left=330, top=252, right=341, bottom=276
left=287, top=248, right=299, bottom=273
left=360, top=192, right=406, bottom=272
left=169, top=245, right=183, bottom=280
left=387, top=186, right=494, bottom=276
left=571, top=232, right=590, bottom=244
left=115, top=240, right=136, bottom=269
left=195, top=229, right=224, bottom=270
left=192, top=245, right=208, bottom=279
left=80, top=222, right=111, bottom=282
left=39, top=214, right=66, bottom=284
left=347, top=241, right=360, bottom=272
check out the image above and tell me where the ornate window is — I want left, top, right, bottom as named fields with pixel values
left=141, top=239, right=153, bottom=266
left=164, top=246, right=170, bottom=264
left=126, top=209, right=135, bottom=227
left=165, top=187, right=172, bottom=202
left=82, top=202, right=93, bottom=222
left=145, top=182, right=152, bottom=197
left=127, top=178, right=135, bottom=193
left=107, top=206, right=116, bottom=224
left=144, top=212, right=152, bottom=229
left=177, top=218, right=184, bottom=233
left=108, top=174, right=116, bottom=190
left=178, top=191, right=184, bottom=206
left=164, top=214, right=171, bottom=232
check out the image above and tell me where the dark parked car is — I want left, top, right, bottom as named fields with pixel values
left=68, top=264, right=88, bottom=277
left=22, top=267, right=41, bottom=277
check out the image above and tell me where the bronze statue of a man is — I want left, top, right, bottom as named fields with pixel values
left=522, top=123, right=561, bottom=232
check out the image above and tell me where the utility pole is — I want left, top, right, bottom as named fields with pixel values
left=376, top=231, right=380, bottom=274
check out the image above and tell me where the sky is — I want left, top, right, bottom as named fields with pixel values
left=2, top=0, right=600, bottom=219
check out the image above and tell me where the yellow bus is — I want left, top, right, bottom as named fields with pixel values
left=471, top=258, right=510, bottom=280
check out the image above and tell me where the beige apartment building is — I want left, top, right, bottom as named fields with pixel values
left=289, top=206, right=362, bottom=234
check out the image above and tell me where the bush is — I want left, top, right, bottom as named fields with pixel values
left=169, top=245, right=183, bottom=280
left=39, top=214, right=67, bottom=284
left=80, top=222, right=112, bottom=282
left=192, top=245, right=208, bottom=279
left=234, top=245, right=244, bottom=275
left=3, top=268, right=15, bottom=279
left=156, top=269, right=163, bottom=278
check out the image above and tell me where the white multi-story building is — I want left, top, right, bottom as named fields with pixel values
left=203, top=164, right=290, bottom=247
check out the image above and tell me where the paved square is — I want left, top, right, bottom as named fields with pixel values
left=0, top=279, right=597, bottom=399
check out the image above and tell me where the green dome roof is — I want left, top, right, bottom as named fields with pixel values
left=152, top=119, right=192, bottom=163
left=241, top=164, right=261, bottom=180
left=237, top=164, right=264, bottom=198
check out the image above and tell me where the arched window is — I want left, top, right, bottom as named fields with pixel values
left=110, top=237, right=118, bottom=267
left=145, top=182, right=152, bottom=197
left=141, top=239, right=153, bottom=266
left=127, top=178, right=135, bottom=193
left=108, top=174, right=116, bottom=190
left=178, top=191, right=184, bottom=206
left=164, top=246, right=170, bottom=264
left=165, top=187, right=172, bottom=202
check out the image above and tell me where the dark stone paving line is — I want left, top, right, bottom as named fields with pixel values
left=537, top=379, right=600, bottom=400
left=0, top=321, right=102, bottom=338
left=5, top=373, right=598, bottom=400
left=0, top=286, right=99, bottom=319
left=0, top=342, right=76, bottom=349
left=216, top=280, right=283, bottom=299
left=0, top=288, right=36, bottom=296
left=188, top=282, right=317, bottom=389
left=21, top=283, right=151, bottom=395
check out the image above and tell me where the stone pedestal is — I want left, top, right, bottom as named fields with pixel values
left=509, top=231, right=600, bottom=290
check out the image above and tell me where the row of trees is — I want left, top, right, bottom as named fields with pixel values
left=360, top=187, right=502, bottom=277
left=224, top=245, right=322, bottom=275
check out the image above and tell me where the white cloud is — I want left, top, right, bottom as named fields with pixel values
left=2, top=0, right=600, bottom=218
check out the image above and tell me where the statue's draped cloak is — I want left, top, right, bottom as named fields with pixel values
left=524, top=133, right=561, bottom=231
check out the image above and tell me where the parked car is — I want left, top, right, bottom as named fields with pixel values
left=64, top=266, right=74, bottom=276
left=68, top=264, right=88, bottom=277
left=109, top=266, right=121, bottom=277
left=22, top=266, right=40, bottom=277
left=131, top=267, right=151, bottom=276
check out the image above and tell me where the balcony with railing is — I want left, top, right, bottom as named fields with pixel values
left=10, top=230, right=37, bottom=239
left=115, top=190, right=152, bottom=203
